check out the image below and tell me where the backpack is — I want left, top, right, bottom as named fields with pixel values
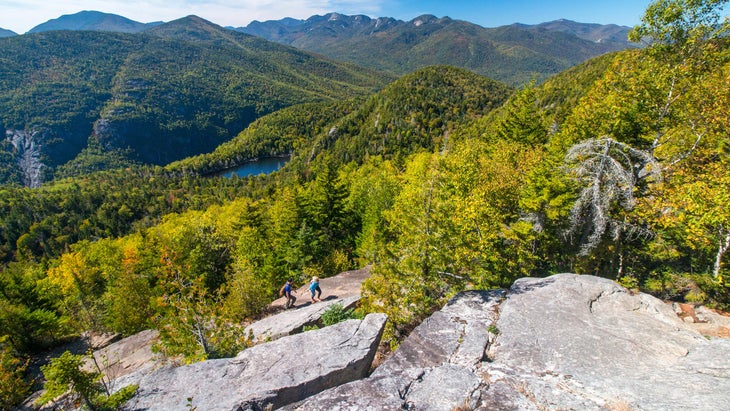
left=279, top=284, right=287, bottom=297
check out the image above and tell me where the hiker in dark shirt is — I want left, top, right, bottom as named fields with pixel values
left=284, top=278, right=296, bottom=309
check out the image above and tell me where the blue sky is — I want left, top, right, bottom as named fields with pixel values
left=1, top=0, right=653, bottom=34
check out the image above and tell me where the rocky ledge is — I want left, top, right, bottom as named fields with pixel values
left=289, top=274, right=730, bottom=410
left=97, top=273, right=730, bottom=410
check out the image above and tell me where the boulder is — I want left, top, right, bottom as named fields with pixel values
left=285, top=290, right=504, bottom=410
left=288, top=274, right=730, bottom=410
left=121, top=313, right=387, bottom=411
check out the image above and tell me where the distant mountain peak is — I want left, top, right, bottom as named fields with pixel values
left=143, top=15, right=234, bottom=42
left=28, top=10, right=157, bottom=33
left=530, top=19, right=634, bottom=43
left=0, top=27, right=17, bottom=37
left=411, top=14, right=440, bottom=26
left=182, top=14, right=205, bottom=21
left=173, top=15, right=217, bottom=26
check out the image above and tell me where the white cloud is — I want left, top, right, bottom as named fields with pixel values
left=0, top=0, right=387, bottom=33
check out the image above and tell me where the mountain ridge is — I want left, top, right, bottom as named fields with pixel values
left=234, top=12, right=637, bottom=85
left=12, top=10, right=636, bottom=85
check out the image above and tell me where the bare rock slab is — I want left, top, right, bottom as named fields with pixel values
left=85, top=329, right=160, bottom=381
left=482, top=274, right=730, bottom=410
left=122, top=313, right=387, bottom=411
left=245, top=295, right=360, bottom=343
left=287, top=290, right=504, bottom=410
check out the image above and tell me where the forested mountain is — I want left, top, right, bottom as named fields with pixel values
left=2, top=1, right=729, bottom=409
left=0, top=16, right=390, bottom=187
left=28, top=10, right=161, bottom=34
left=237, top=13, right=636, bottom=85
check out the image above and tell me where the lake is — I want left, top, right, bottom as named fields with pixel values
left=219, top=157, right=289, bottom=178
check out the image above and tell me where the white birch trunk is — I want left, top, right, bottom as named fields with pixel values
left=713, top=229, right=730, bottom=278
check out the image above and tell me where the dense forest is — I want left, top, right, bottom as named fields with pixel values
left=1, top=0, right=729, bottom=408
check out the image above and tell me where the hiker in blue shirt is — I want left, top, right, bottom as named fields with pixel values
left=309, top=276, right=322, bottom=303
left=284, top=278, right=296, bottom=309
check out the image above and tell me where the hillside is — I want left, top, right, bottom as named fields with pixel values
left=0, top=16, right=390, bottom=186
left=236, top=13, right=636, bottom=85
left=167, top=65, right=511, bottom=177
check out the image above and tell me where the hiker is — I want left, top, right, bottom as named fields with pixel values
left=284, top=278, right=296, bottom=309
left=309, top=276, right=322, bottom=303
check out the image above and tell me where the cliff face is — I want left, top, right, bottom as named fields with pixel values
left=7, top=129, right=44, bottom=188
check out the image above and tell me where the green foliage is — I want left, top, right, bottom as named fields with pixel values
left=692, top=275, right=730, bottom=311
left=317, top=66, right=511, bottom=166
left=153, top=272, right=251, bottom=362
left=360, top=138, right=541, bottom=341
left=629, top=0, right=729, bottom=48
left=37, top=351, right=98, bottom=409
left=0, top=261, right=66, bottom=352
left=167, top=100, right=358, bottom=176
left=0, top=167, right=253, bottom=263
left=343, top=156, right=401, bottom=265
left=150, top=212, right=247, bottom=361
left=545, top=0, right=730, bottom=288
left=153, top=272, right=218, bottom=363
left=54, top=137, right=139, bottom=179
left=320, top=303, right=363, bottom=326
left=99, top=237, right=156, bottom=335
left=98, top=385, right=139, bottom=411
left=492, top=83, right=549, bottom=145
left=617, top=275, right=639, bottom=290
